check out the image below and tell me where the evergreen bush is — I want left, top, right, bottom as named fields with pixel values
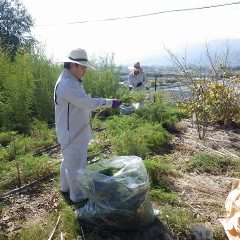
left=105, top=115, right=171, bottom=157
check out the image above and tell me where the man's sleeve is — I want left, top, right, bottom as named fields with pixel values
left=58, top=82, right=112, bottom=110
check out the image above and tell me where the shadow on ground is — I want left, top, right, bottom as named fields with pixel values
left=61, top=191, right=174, bottom=240
left=78, top=218, right=174, bottom=240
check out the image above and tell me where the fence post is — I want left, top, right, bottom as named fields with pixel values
left=154, top=75, right=158, bottom=102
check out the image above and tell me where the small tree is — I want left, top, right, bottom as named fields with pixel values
left=166, top=43, right=240, bottom=139
left=0, top=0, right=35, bottom=60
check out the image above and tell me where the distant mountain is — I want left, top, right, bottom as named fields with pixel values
left=141, top=39, right=240, bottom=67
left=140, top=52, right=171, bottom=67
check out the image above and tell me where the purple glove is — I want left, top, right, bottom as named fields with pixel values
left=112, top=99, right=122, bottom=109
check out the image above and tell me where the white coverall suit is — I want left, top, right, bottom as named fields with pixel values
left=54, top=69, right=112, bottom=202
left=128, top=71, right=147, bottom=91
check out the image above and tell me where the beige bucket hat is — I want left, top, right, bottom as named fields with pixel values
left=133, top=62, right=142, bottom=70
left=62, top=48, right=95, bottom=70
left=128, top=62, right=143, bottom=71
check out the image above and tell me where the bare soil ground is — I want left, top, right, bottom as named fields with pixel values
left=169, top=120, right=240, bottom=238
left=1, top=120, right=240, bottom=239
left=0, top=178, right=60, bottom=238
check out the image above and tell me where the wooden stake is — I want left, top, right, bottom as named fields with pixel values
left=48, top=215, right=61, bottom=240
left=16, top=163, right=21, bottom=188
left=60, top=232, right=64, bottom=240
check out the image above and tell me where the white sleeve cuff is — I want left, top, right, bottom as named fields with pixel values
left=105, top=99, right=113, bottom=106
left=101, top=99, right=113, bottom=108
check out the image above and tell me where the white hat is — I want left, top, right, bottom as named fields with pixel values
left=62, top=48, right=95, bottom=70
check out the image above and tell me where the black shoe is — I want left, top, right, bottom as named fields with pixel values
left=71, top=198, right=89, bottom=208
left=59, top=191, right=72, bottom=204
left=60, top=191, right=88, bottom=207
left=60, top=191, right=69, bottom=196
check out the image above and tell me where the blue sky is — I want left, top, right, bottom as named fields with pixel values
left=21, top=0, right=240, bottom=65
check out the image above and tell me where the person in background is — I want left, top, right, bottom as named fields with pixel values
left=54, top=48, right=122, bottom=203
left=128, top=62, right=148, bottom=90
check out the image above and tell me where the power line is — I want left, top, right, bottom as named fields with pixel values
left=37, top=1, right=240, bottom=27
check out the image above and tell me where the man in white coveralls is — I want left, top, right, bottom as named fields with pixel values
left=54, top=48, right=122, bottom=203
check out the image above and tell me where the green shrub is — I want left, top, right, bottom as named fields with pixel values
left=88, top=131, right=111, bottom=160
left=0, top=144, right=8, bottom=162
left=105, top=115, right=171, bottom=157
left=2, top=54, right=34, bottom=132
left=135, top=99, right=186, bottom=128
left=110, top=128, right=151, bottom=157
left=0, top=131, right=16, bottom=146
left=105, top=115, right=140, bottom=135
left=150, top=188, right=182, bottom=205
left=160, top=205, right=198, bottom=240
left=116, top=87, right=145, bottom=106
left=0, top=50, right=60, bottom=132
left=0, top=154, right=57, bottom=190
left=29, top=120, right=57, bottom=148
left=29, top=51, right=60, bottom=124
left=0, top=121, right=56, bottom=161
left=187, top=152, right=240, bottom=176
left=144, top=157, right=175, bottom=190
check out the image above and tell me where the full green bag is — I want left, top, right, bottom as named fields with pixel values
left=75, top=156, right=155, bottom=230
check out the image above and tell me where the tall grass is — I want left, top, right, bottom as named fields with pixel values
left=29, top=49, right=61, bottom=123
left=83, top=54, right=121, bottom=98
left=0, top=50, right=60, bottom=133
left=0, top=50, right=124, bottom=133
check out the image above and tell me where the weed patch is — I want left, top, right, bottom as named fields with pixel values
left=0, top=131, right=16, bottom=147
left=105, top=115, right=171, bottom=157
left=144, top=157, right=176, bottom=191
left=187, top=152, right=240, bottom=176
left=0, top=121, right=56, bottom=162
left=0, top=154, right=57, bottom=191
left=150, top=189, right=182, bottom=206
left=160, top=205, right=198, bottom=240
left=60, top=206, right=81, bottom=239
left=135, top=99, right=186, bottom=128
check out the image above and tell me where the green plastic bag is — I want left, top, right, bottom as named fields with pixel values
left=76, top=156, right=155, bottom=230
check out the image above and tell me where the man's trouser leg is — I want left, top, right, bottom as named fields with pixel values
left=60, top=142, right=88, bottom=202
